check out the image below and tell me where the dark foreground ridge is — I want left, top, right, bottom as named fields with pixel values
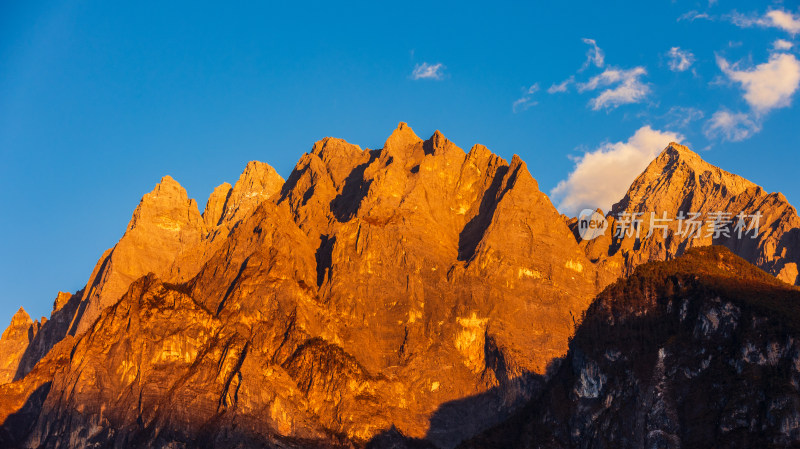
left=462, top=246, right=800, bottom=449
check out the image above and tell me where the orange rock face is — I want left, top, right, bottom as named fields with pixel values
left=0, top=308, right=37, bottom=384
left=70, top=163, right=286, bottom=337
left=71, top=176, right=207, bottom=335
left=0, top=123, right=599, bottom=448
left=1, top=125, right=798, bottom=449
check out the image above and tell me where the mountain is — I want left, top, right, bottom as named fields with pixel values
left=571, top=143, right=800, bottom=288
left=462, top=246, right=800, bottom=449
left=0, top=123, right=599, bottom=448
left=2, top=127, right=800, bottom=448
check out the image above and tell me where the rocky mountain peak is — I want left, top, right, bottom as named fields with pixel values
left=151, top=174, right=186, bottom=197
left=573, top=142, right=800, bottom=288
left=311, top=136, right=364, bottom=159
left=73, top=175, right=207, bottom=335
left=664, top=140, right=695, bottom=156
left=203, top=182, right=233, bottom=228
left=127, top=175, right=202, bottom=233
left=613, top=143, right=760, bottom=215
left=383, top=121, right=423, bottom=157
left=422, top=129, right=464, bottom=160
left=308, top=137, right=368, bottom=190
left=233, top=161, right=283, bottom=197
left=508, top=154, right=538, bottom=190
left=52, top=292, right=72, bottom=313
left=657, top=141, right=712, bottom=172
left=8, top=307, right=31, bottom=327
left=217, top=161, right=284, bottom=226
left=0, top=307, right=35, bottom=384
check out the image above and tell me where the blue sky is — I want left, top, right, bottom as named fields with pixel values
left=2, top=0, right=800, bottom=326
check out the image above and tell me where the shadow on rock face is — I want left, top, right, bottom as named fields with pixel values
left=0, top=382, right=51, bottom=448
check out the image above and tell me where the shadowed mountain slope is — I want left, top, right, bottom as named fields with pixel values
left=462, top=246, right=800, bottom=449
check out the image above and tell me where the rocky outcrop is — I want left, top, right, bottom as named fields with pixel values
left=221, top=160, right=284, bottom=225
left=463, top=246, right=800, bottom=449
left=203, top=182, right=232, bottom=229
left=0, top=309, right=38, bottom=384
left=572, top=143, right=800, bottom=288
left=0, top=292, right=82, bottom=386
left=0, top=335, right=73, bottom=448
left=2, top=292, right=81, bottom=385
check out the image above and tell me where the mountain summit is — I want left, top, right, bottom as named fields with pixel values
left=573, top=142, right=800, bottom=287
left=612, top=142, right=760, bottom=214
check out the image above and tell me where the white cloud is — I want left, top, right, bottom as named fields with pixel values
left=773, top=39, right=794, bottom=51
left=581, top=38, right=605, bottom=70
left=729, top=9, right=800, bottom=35
left=411, top=62, right=446, bottom=80
left=703, top=110, right=762, bottom=142
left=543, top=39, right=649, bottom=111
left=548, top=76, right=574, bottom=93
left=513, top=84, right=539, bottom=113
left=551, top=126, right=684, bottom=215
left=667, top=47, right=695, bottom=72
left=578, top=67, right=650, bottom=110
left=767, top=9, right=800, bottom=35
left=717, top=52, right=800, bottom=114
left=678, top=10, right=711, bottom=22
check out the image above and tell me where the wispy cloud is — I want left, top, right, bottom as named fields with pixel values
left=411, top=62, right=446, bottom=80
left=542, top=38, right=648, bottom=111
left=729, top=9, right=800, bottom=35
left=678, top=10, right=712, bottom=22
left=662, top=106, right=705, bottom=129
left=551, top=126, right=684, bottom=215
left=527, top=39, right=603, bottom=106
left=548, top=76, right=574, bottom=94
left=578, top=67, right=650, bottom=110
left=717, top=52, right=800, bottom=114
left=703, top=110, right=762, bottom=142
left=666, top=47, right=695, bottom=72
left=581, top=38, right=605, bottom=70
left=513, top=84, right=539, bottom=113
